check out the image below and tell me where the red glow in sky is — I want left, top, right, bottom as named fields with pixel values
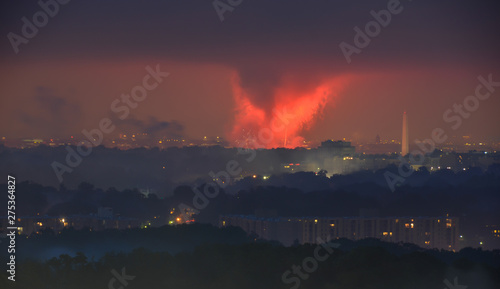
left=230, top=74, right=351, bottom=148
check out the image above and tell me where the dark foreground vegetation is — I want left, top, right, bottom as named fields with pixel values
left=1, top=224, right=499, bottom=289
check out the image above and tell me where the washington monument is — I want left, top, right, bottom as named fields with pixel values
left=402, top=111, right=409, bottom=156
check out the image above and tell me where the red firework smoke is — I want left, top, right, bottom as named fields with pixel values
left=230, top=73, right=351, bottom=148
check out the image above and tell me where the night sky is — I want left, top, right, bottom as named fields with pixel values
left=1, top=0, right=499, bottom=146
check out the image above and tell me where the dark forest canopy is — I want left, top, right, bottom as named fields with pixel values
left=1, top=226, right=499, bottom=289
left=1, top=164, right=499, bottom=222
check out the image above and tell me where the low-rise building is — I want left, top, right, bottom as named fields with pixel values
left=220, top=215, right=460, bottom=251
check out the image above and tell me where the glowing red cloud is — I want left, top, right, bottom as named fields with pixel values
left=230, top=73, right=351, bottom=148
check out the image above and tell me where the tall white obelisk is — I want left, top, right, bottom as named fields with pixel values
left=402, top=111, right=409, bottom=156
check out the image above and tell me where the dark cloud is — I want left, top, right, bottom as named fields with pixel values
left=18, top=87, right=81, bottom=137
left=34, top=87, right=74, bottom=116
left=2, top=0, right=500, bottom=138
left=5, top=0, right=497, bottom=111
left=112, top=115, right=184, bottom=139
left=2, top=0, right=498, bottom=65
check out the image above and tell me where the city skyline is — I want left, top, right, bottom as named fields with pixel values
left=402, top=111, right=409, bottom=156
